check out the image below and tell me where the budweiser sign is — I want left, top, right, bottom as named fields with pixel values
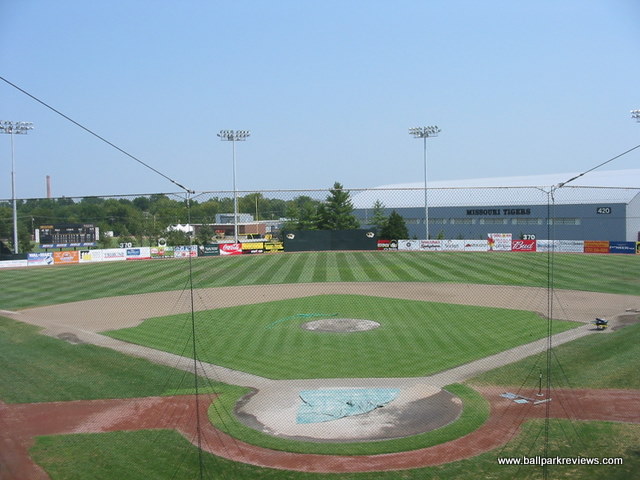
left=511, top=239, right=537, bottom=252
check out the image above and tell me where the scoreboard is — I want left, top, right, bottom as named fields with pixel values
left=39, top=224, right=98, bottom=248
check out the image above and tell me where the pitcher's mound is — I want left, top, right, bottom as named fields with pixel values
left=301, top=318, right=380, bottom=333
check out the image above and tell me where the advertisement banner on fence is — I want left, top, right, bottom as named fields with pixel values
left=420, top=240, right=442, bottom=251
left=151, top=246, right=174, bottom=259
left=584, top=240, right=610, bottom=254
left=609, top=241, right=636, bottom=254
left=174, top=246, right=197, bottom=258
left=264, top=241, right=284, bottom=252
left=219, top=243, right=243, bottom=255
left=537, top=240, right=584, bottom=253
left=462, top=240, right=488, bottom=251
left=488, top=233, right=512, bottom=251
left=241, top=241, right=264, bottom=254
left=198, top=244, right=220, bottom=256
left=397, top=240, right=419, bottom=251
left=101, top=248, right=127, bottom=261
left=53, top=251, right=80, bottom=264
left=379, top=240, right=399, bottom=250
left=126, top=247, right=151, bottom=260
left=0, top=258, right=29, bottom=268
left=558, top=240, right=584, bottom=253
left=440, top=240, right=468, bottom=251
left=0, top=259, right=27, bottom=268
left=27, top=252, right=54, bottom=266
left=80, top=249, right=98, bottom=262
left=511, top=239, right=537, bottom=252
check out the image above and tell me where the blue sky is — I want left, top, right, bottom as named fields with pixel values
left=1, top=0, right=639, bottom=199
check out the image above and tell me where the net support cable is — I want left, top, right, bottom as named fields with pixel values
left=0, top=75, right=195, bottom=195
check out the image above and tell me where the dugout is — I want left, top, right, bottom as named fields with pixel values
left=283, top=230, right=377, bottom=251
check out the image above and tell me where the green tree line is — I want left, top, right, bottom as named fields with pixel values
left=1, top=183, right=408, bottom=252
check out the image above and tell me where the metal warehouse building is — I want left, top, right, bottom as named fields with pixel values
left=352, top=169, right=640, bottom=242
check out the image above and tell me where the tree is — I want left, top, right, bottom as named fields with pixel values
left=371, top=200, right=387, bottom=234
left=196, top=224, right=214, bottom=245
left=283, top=196, right=321, bottom=230
left=315, top=182, right=359, bottom=230
left=379, top=210, right=409, bottom=240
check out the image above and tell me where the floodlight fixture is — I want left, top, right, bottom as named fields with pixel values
left=218, top=129, right=251, bottom=244
left=632, top=110, right=640, bottom=122
left=0, top=120, right=34, bottom=254
left=409, top=125, right=441, bottom=138
left=409, top=125, right=441, bottom=240
left=218, top=129, right=251, bottom=141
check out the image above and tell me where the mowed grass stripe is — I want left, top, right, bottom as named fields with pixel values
left=2, top=251, right=639, bottom=310
left=251, top=254, right=291, bottom=285
left=468, top=253, right=539, bottom=286
left=280, top=252, right=311, bottom=284
left=358, top=251, right=410, bottom=282
left=311, top=253, right=327, bottom=282
left=290, top=253, right=317, bottom=283
left=351, top=252, right=387, bottom=281
left=372, top=252, right=429, bottom=282
left=335, top=252, right=357, bottom=282
left=105, top=295, right=577, bottom=379
left=409, top=253, right=460, bottom=282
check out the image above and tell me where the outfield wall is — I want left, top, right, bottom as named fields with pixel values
left=1, top=238, right=639, bottom=269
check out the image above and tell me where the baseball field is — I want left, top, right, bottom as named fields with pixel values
left=1, top=250, right=639, bottom=479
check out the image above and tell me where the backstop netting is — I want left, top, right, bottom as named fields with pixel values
left=1, top=185, right=638, bottom=479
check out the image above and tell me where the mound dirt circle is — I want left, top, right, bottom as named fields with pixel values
left=234, top=384, right=462, bottom=443
left=300, top=318, right=381, bottom=333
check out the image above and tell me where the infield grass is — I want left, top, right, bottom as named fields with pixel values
left=103, top=294, right=578, bottom=380
left=1, top=251, right=639, bottom=310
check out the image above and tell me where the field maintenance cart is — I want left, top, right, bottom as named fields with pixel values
left=593, top=318, right=608, bottom=330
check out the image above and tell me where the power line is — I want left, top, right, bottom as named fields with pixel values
left=556, top=143, right=640, bottom=188
left=0, top=75, right=194, bottom=194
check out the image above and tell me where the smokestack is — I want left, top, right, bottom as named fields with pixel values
left=46, top=175, right=52, bottom=198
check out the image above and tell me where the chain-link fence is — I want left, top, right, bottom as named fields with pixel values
left=1, top=185, right=639, bottom=479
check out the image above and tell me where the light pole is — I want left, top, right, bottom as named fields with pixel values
left=409, top=125, right=440, bottom=240
left=632, top=110, right=640, bottom=122
left=0, top=120, right=34, bottom=254
left=217, top=129, right=250, bottom=244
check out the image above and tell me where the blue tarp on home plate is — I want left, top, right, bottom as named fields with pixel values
left=297, top=388, right=400, bottom=424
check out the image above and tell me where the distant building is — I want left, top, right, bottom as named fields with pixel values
left=352, top=169, right=640, bottom=241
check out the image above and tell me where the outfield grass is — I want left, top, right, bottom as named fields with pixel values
left=30, top=419, right=640, bottom=480
left=470, top=321, right=640, bottom=389
left=1, top=251, right=639, bottom=310
left=103, top=294, right=578, bottom=379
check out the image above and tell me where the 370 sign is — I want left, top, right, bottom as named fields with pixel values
left=512, top=239, right=537, bottom=252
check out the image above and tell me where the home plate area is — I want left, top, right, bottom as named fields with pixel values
left=235, top=384, right=463, bottom=443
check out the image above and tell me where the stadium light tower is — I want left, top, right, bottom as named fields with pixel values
left=409, top=125, right=440, bottom=240
left=632, top=109, right=640, bottom=122
left=0, top=121, right=34, bottom=254
left=217, top=129, right=251, bottom=244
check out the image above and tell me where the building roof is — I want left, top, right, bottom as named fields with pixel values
left=352, top=169, right=640, bottom=209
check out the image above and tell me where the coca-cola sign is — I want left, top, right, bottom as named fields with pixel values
left=511, top=239, right=537, bottom=252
